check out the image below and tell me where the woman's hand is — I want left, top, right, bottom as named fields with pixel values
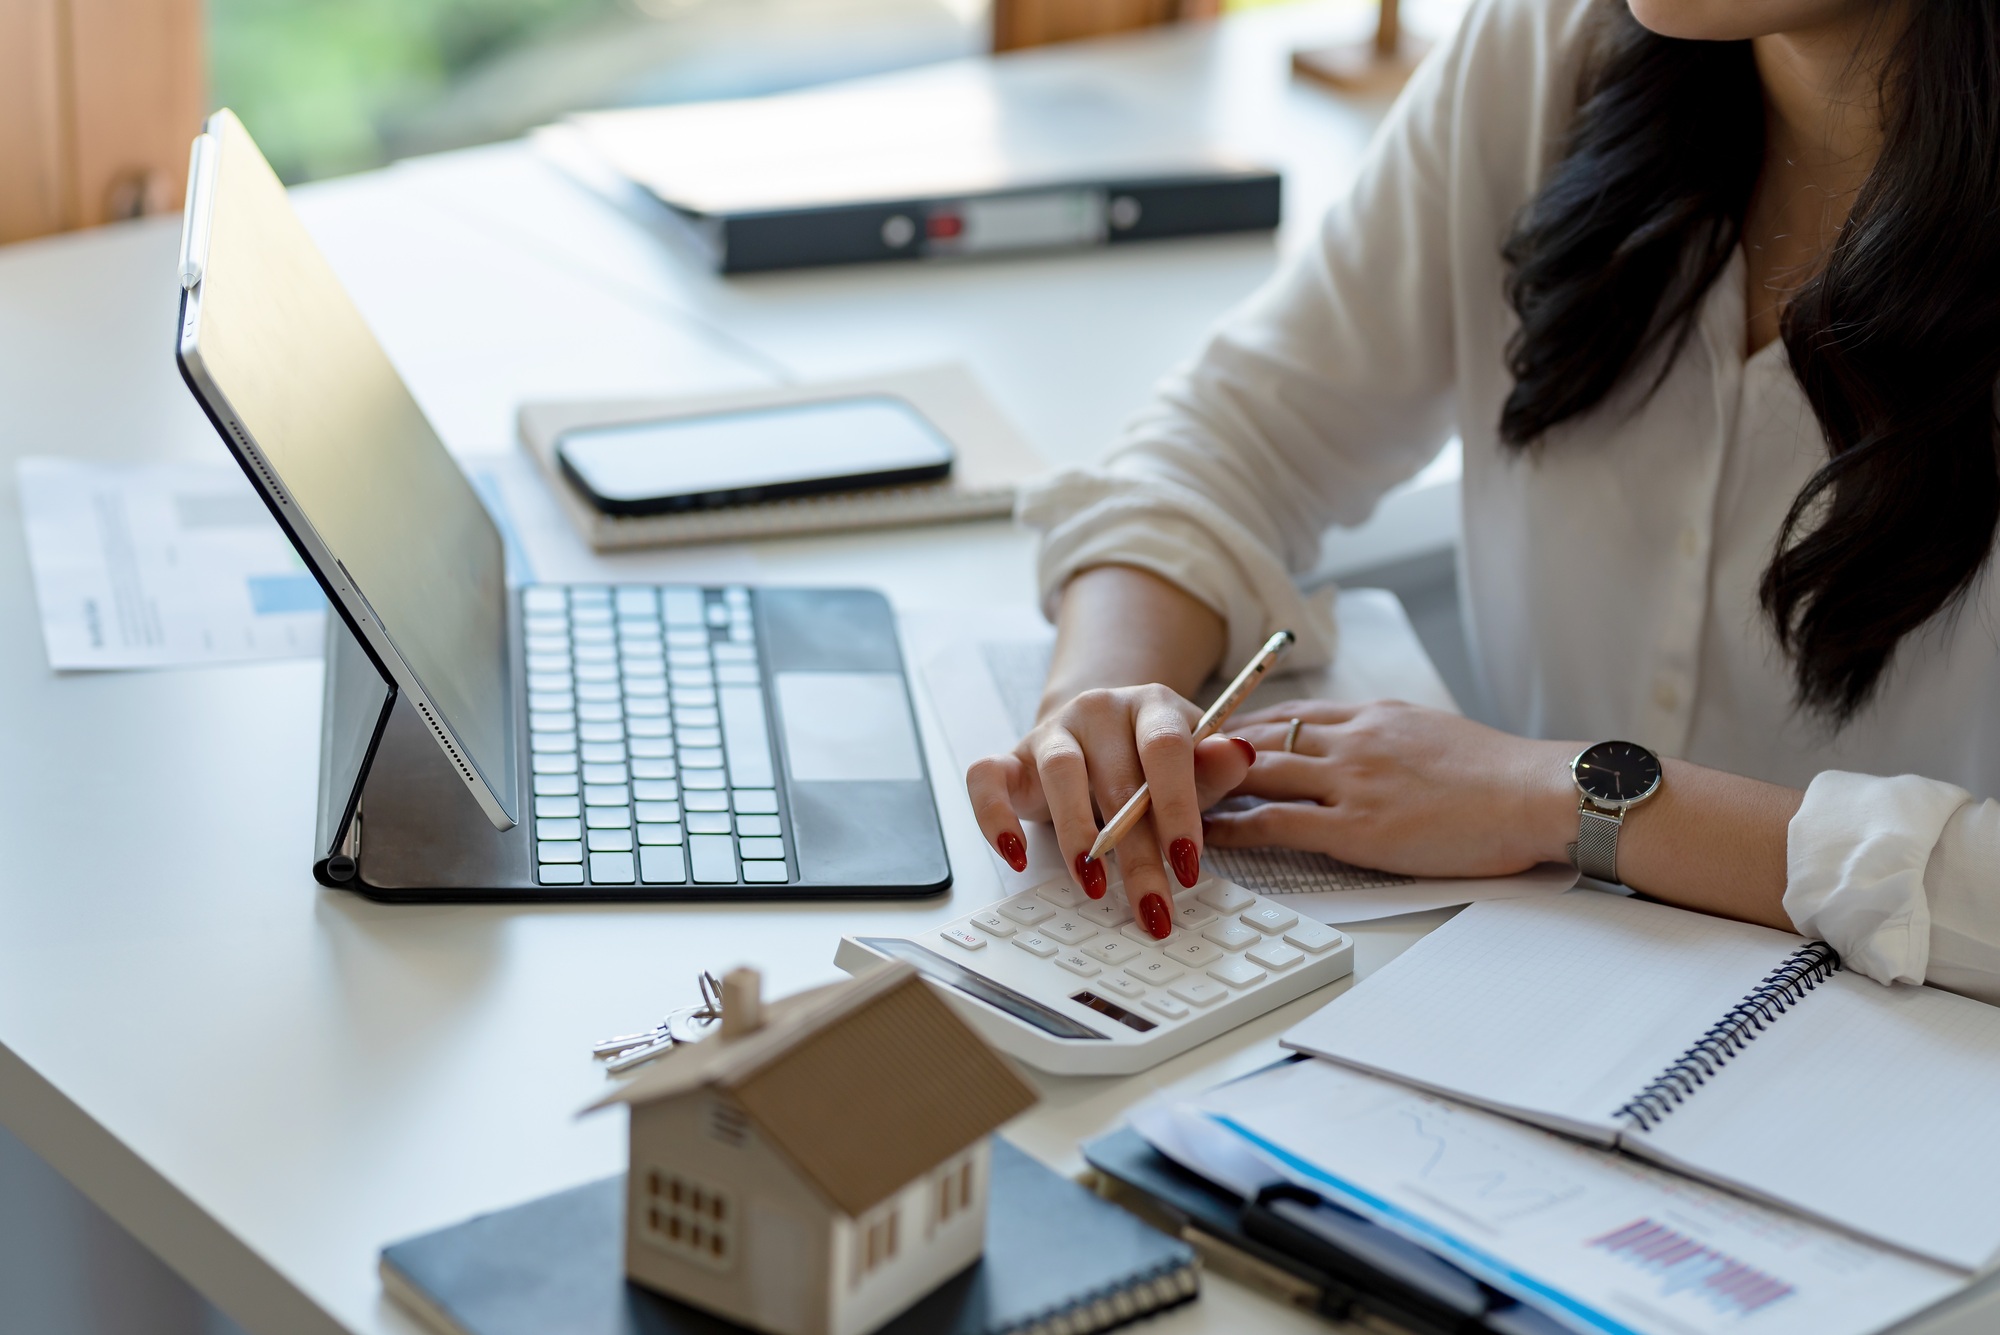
left=1206, top=700, right=1577, bottom=877
left=966, top=683, right=1257, bottom=939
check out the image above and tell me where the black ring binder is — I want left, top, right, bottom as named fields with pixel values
left=1616, top=942, right=1842, bottom=1131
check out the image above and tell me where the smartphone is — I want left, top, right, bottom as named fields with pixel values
left=554, top=395, right=955, bottom=516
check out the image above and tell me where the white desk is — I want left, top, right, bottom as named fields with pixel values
left=0, top=8, right=1466, bottom=1335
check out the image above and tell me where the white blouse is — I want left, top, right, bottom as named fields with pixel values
left=1020, top=0, right=2000, bottom=1002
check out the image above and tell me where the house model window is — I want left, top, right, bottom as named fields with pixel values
left=586, top=962, right=1038, bottom=1335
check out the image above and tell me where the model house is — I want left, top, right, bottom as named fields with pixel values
left=589, top=963, right=1039, bottom=1335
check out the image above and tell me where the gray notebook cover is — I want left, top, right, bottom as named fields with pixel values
left=381, top=1137, right=1196, bottom=1335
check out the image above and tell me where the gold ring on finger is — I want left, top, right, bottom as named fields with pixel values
left=1283, top=718, right=1303, bottom=753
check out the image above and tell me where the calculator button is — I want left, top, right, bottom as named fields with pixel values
left=999, top=897, right=1057, bottom=927
left=1144, top=994, right=1191, bottom=1020
left=1041, top=917, right=1098, bottom=946
left=1012, top=933, right=1058, bottom=958
left=588, top=852, right=636, bottom=884
left=1163, top=937, right=1223, bottom=968
left=1168, top=979, right=1228, bottom=1008
left=1081, top=937, right=1140, bottom=966
left=1197, top=882, right=1257, bottom=914
left=1283, top=921, right=1346, bottom=954
left=1208, top=956, right=1267, bottom=989
left=1053, top=951, right=1101, bottom=978
left=640, top=846, right=687, bottom=884
left=1121, top=921, right=1176, bottom=946
left=1097, top=974, right=1147, bottom=1001
left=1202, top=921, right=1261, bottom=951
left=1124, top=957, right=1184, bottom=986
left=1242, top=905, right=1300, bottom=935
left=1248, top=941, right=1305, bottom=971
left=942, top=927, right=986, bottom=951
left=969, top=911, right=1016, bottom=938
left=1171, top=901, right=1217, bottom=931
left=1036, top=882, right=1086, bottom=911
left=1076, top=898, right=1130, bottom=929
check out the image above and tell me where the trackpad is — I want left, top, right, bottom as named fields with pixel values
left=775, top=672, right=923, bottom=782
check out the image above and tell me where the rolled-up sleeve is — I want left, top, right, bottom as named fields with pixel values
left=1019, top=0, right=1490, bottom=669
left=1784, top=771, right=1981, bottom=994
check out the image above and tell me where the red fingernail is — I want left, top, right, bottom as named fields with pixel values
left=1169, top=837, right=1200, bottom=889
left=997, top=831, right=1027, bottom=872
left=1230, top=736, right=1256, bottom=766
left=1076, top=852, right=1107, bottom=899
left=1141, top=893, right=1173, bottom=940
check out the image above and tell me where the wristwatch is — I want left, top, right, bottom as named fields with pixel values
left=1568, top=740, right=1663, bottom=885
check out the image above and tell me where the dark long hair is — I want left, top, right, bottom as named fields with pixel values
left=1500, top=1, right=2000, bottom=723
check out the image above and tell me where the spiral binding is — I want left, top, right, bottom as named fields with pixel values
left=1615, top=941, right=1842, bottom=1132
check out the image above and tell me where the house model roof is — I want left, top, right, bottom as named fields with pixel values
left=588, top=962, right=1038, bottom=1216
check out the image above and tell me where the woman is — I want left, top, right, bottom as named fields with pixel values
left=967, top=0, right=2000, bottom=1000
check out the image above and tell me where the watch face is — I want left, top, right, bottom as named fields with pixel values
left=1573, top=740, right=1662, bottom=807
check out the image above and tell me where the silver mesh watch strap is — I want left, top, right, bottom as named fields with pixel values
left=1572, top=806, right=1624, bottom=883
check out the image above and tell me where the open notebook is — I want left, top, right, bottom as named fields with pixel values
left=1282, top=891, right=2000, bottom=1273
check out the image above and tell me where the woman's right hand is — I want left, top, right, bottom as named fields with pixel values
left=966, top=683, right=1257, bottom=939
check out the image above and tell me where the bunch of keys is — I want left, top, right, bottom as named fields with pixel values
left=592, top=971, right=726, bottom=1075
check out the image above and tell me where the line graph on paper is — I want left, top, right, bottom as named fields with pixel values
left=1591, top=1218, right=1796, bottom=1316
left=1385, top=1103, right=1589, bottom=1226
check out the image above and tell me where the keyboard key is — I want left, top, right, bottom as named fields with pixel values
left=663, top=589, right=703, bottom=625
left=539, top=863, right=584, bottom=885
left=1247, top=941, right=1305, bottom=971
left=536, top=818, right=581, bottom=841
left=524, top=617, right=567, bottom=639
left=675, top=727, right=722, bottom=748
left=527, top=694, right=574, bottom=717
left=532, top=753, right=578, bottom=774
left=1163, top=937, right=1223, bottom=968
left=1042, top=917, right=1098, bottom=946
left=1171, top=901, right=1217, bottom=931
left=998, top=896, right=1057, bottom=927
left=1036, top=882, right=1086, bottom=911
left=588, top=829, right=634, bottom=852
left=670, top=668, right=715, bottom=689
left=942, top=927, right=985, bottom=951
left=577, top=701, right=622, bottom=722
left=1241, top=905, right=1299, bottom=935
left=640, top=846, right=687, bottom=884
left=586, top=807, right=631, bottom=829
left=733, top=789, right=778, bottom=814
left=535, top=795, right=580, bottom=818
left=1077, top=897, right=1131, bottom=929
left=683, top=770, right=726, bottom=790
left=1168, top=979, right=1228, bottom=1008
left=581, top=764, right=627, bottom=786
left=526, top=676, right=571, bottom=696
left=529, top=710, right=575, bottom=732
left=1097, top=973, right=1147, bottom=1001
left=615, top=587, right=656, bottom=617
left=637, top=823, right=683, bottom=845
left=588, top=852, right=636, bottom=884
left=668, top=648, right=711, bottom=668
left=578, top=722, right=623, bottom=743
left=626, top=697, right=668, bottom=718
left=580, top=743, right=626, bottom=764
left=627, top=738, right=673, bottom=759
left=706, top=604, right=729, bottom=626
left=575, top=643, right=617, bottom=664
left=583, top=783, right=629, bottom=807
left=715, top=664, right=759, bottom=685
left=1143, top=994, right=1191, bottom=1020
left=632, top=778, right=679, bottom=801
left=689, top=834, right=737, bottom=883
left=742, top=861, right=789, bottom=883
left=684, top=790, right=729, bottom=811
left=537, top=840, right=582, bottom=863
left=577, top=683, right=620, bottom=703
left=1054, top=951, right=1101, bottom=979
left=576, top=663, right=618, bottom=683
left=679, top=747, right=724, bottom=769
left=530, top=732, right=576, bottom=753
left=1283, top=922, right=1346, bottom=954
left=635, top=800, right=681, bottom=824
left=735, top=814, right=781, bottom=837
left=572, top=626, right=613, bottom=646
left=626, top=717, right=671, bottom=738
left=675, top=706, right=720, bottom=727
left=1198, top=883, right=1256, bottom=914
left=1203, top=921, right=1261, bottom=951
left=1207, top=956, right=1267, bottom=989
left=665, top=626, right=707, bottom=646
left=1081, top=937, right=1140, bottom=966
left=623, top=676, right=666, bottom=698
left=1011, top=933, right=1058, bottom=958
left=712, top=642, right=755, bottom=662
left=1124, top=957, right=1183, bottom=986
left=522, top=586, right=566, bottom=612
left=533, top=774, right=579, bottom=797
left=686, top=812, right=732, bottom=835
left=525, top=634, right=569, bottom=654
left=676, top=687, right=718, bottom=708
left=969, top=910, right=1016, bottom=938
left=738, top=837, right=786, bottom=861
left=526, top=652, right=569, bottom=673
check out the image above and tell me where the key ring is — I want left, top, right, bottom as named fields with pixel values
left=1282, top=718, right=1303, bottom=753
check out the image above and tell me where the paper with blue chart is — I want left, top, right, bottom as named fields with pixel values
left=1139, top=1059, right=1962, bottom=1335
left=17, top=456, right=535, bottom=671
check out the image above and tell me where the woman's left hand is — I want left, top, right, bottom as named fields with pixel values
left=1205, top=700, right=1577, bottom=877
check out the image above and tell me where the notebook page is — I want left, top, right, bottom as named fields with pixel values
left=1633, top=970, right=2000, bottom=1271
left=1282, top=892, right=1802, bottom=1141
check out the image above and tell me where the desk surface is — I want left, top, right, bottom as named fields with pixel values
left=0, top=8, right=1460, bottom=1335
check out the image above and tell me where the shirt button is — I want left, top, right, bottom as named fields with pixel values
left=1680, top=527, right=1700, bottom=559
left=1653, top=679, right=1680, bottom=711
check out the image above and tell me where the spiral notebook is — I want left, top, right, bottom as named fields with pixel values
left=1281, top=891, right=2000, bottom=1273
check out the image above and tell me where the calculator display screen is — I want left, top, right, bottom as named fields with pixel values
left=854, top=938, right=1108, bottom=1040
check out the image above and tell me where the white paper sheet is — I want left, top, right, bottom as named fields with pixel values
left=1140, top=1059, right=1964, bottom=1335
left=905, top=592, right=1575, bottom=921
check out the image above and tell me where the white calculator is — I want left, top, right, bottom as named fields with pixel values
left=833, top=871, right=1353, bottom=1075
